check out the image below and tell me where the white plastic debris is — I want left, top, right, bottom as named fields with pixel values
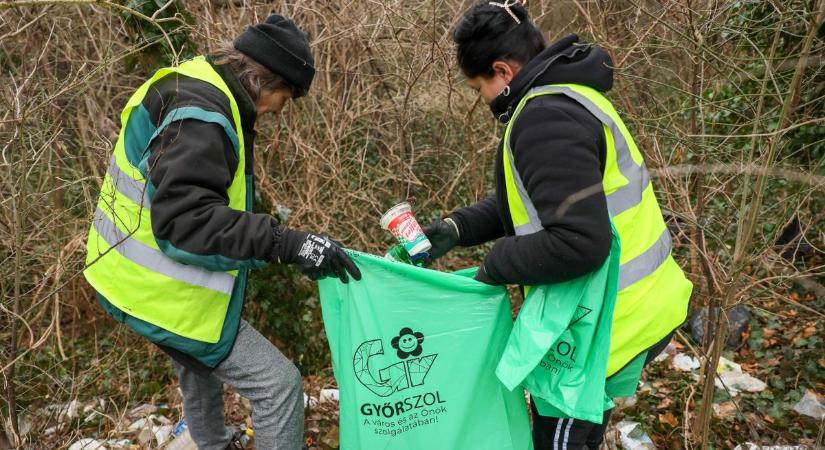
left=128, top=417, right=149, bottom=431
left=714, top=359, right=767, bottom=396
left=17, top=412, right=33, bottom=437
left=320, top=389, right=340, bottom=403
left=154, top=414, right=172, bottom=425
left=82, top=400, right=106, bottom=424
left=103, top=440, right=132, bottom=449
left=166, top=428, right=197, bottom=450
left=155, top=424, right=175, bottom=446
left=128, top=403, right=158, bottom=417
left=613, top=395, right=638, bottom=410
left=46, top=399, right=81, bottom=422
left=717, top=356, right=741, bottom=373
left=672, top=353, right=700, bottom=371
left=792, top=389, right=825, bottom=420
left=616, top=421, right=656, bottom=449
left=303, top=393, right=318, bottom=407
left=716, top=370, right=767, bottom=395
left=68, top=439, right=108, bottom=450
left=652, top=352, right=669, bottom=363
left=137, top=427, right=154, bottom=446
left=734, top=444, right=809, bottom=450
left=653, top=342, right=677, bottom=363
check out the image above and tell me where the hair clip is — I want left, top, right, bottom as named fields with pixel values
left=488, top=0, right=525, bottom=25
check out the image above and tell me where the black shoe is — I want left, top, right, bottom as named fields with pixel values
left=225, top=430, right=246, bottom=450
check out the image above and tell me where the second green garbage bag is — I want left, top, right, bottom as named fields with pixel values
left=319, top=252, right=532, bottom=450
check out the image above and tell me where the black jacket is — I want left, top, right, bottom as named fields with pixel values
left=449, top=35, right=614, bottom=285
left=142, top=58, right=280, bottom=270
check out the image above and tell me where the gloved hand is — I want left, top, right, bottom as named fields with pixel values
left=422, top=218, right=460, bottom=261
left=474, top=264, right=500, bottom=285
left=278, top=227, right=362, bottom=283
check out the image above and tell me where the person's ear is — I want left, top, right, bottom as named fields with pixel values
left=491, top=60, right=518, bottom=84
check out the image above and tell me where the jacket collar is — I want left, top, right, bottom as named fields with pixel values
left=208, top=56, right=258, bottom=131
left=489, top=34, right=611, bottom=123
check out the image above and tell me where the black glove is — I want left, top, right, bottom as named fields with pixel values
left=277, top=227, right=362, bottom=283
left=474, top=264, right=500, bottom=285
left=422, top=218, right=460, bottom=261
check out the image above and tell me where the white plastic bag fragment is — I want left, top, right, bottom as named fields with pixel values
left=302, top=393, right=318, bottom=407
left=68, top=439, right=107, bottom=450
left=734, top=444, right=810, bottom=450
left=616, top=421, right=656, bottom=449
left=715, top=362, right=767, bottom=396
left=792, top=389, right=825, bottom=420
left=319, top=388, right=339, bottom=403
left=672, top=353, right=700, bottom=371
left=155, top=424, right=175, bottom=446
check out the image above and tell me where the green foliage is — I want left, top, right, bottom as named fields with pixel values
left=123, top=0, right=196, bottom=71
left=244, top=194, right=332, bottom=374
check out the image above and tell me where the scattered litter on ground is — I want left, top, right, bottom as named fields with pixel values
left=167, top=430, right=197, bottom=450
left=47, top=399, right=81, bottom=422
left=166, top=419, right=197, bottom=450
left=614, top=395, right=638, bottom=410
left=792, top=389, right=825, bottom=420
left=734, top=444, right=810, bottom=450
left=616, top=420, right=656, bottom=449
left=672, top=353, right=700, bottom=371
left=155, top=424, right=175, bottom=446
left=127, top=418, right=149, bottom=431
left=304, top=393, right=318, bottom=407
left=652, top=342, right=678, bottom=363
left=127, top=403, right=158, bottom=418
left=717, top=356, right=741, bottom=373
left=67, top=439, right=107, bottom=450
left=715, top=358, right=767, bottom=395
left=319, top=389, right=339, bottom=403
left=690, top=304, right=751, bottom=348
left=102, top=439, right=132, bottom=449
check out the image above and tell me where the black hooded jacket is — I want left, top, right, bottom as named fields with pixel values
left=448, top=35, right=614, bottom=285
left=142, top=58, right=281, bottom=270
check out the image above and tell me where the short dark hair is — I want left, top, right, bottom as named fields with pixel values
left=212, top=41, right=299, bottom=101
left=453, top=2, right=546, bottom=78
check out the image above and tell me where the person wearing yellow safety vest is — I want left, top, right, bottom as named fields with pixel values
left=84, top=14, right=360, bottom=450
left=422, top=3, right=692, bottom=449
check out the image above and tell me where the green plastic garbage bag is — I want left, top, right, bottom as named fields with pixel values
left=496, top=224, right=621, bottom=423
left=319, top=252, right=533, bottom=450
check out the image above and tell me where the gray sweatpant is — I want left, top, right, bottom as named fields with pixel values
left=173, top=320, right=305, bottom=450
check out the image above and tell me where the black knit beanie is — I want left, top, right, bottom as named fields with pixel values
left=234, top=14, right=315, bottom=98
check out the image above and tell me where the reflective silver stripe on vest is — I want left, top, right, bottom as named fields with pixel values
left=618, top=228, right=671, bottom=290
left=107, top=156, right=148, bottom=207
left=92, top=208, right=235, bottom=295
left=520, top=86, right=651, bottom=217
left=505, top=85, right=673, bottom=290
left=503, top=143, right=544, bottom=235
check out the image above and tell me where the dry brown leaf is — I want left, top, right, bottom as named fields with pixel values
left=659, top=412, right=679, bottom=428
left=802, top=324, right=817, bottom=338
left=321, top=425, right=340, bottom=449
left=713, top=401, right=737, bottom=419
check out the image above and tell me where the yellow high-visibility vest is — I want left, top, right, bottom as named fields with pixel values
left=501, top=83, right=692, bottom=376
left=84, top=56, right=248, bottom=344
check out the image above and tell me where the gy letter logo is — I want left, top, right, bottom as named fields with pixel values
left=353, top=327, right=437, bottom=397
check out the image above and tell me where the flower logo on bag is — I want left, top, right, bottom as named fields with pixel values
left=391, top=327, right=424, bottom=359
